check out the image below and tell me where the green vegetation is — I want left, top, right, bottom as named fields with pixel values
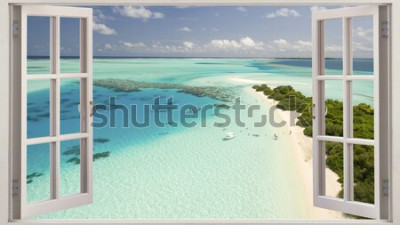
left=252, top=84, right=374, bottom=204
left=253, top=84, right=273, bottom=95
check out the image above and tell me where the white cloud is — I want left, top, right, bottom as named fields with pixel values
left=240, top=37, right=264, bottom=49
left=153, top=44, right=190, bottom=54
left=122, top=41, right=146, bottom=48
left=153, top=12, right=164, bottom=19
left=178, top=27, right=192, bottom=32
left=123, top=42, right=134, bottom=47
left=271, top=39, right=312, bottom=52
left=325, top=45, right=342, bottom=53
left=95, top=38, right=347, bottom=57
left=266, top=8, right=301, bottom=18
left=209, top=37, right=264, bottom=50
left=354, top=26, right=373, bottom=42
left=267, top=29, right=371, bottom=58
left=262, top=39, right=322, bottom=57
left=94, top=9, right=115, bottom=23
left=212, top=28, right=219, bottom=32
left=310, top=6, right=327, bottom=12
left=210, top=39, right=241, bottom=49
left=97, top=41, right=148, bottom=54
left=92, top=10, right=116, bottom=35
left=215, top=13, right=220, bottom=17
left=95, top=36, right=372, bottom=58
left=104, top=43, right=113, bottom=50
left=98, top=43, right=116, bottom=52
left=93, top=21, right=117, bottom=35
left=263, top=39, right=334, bottom=57
left=183, top=41, right=194, bottom=49
left=297, top=40, right=312, bottom=47
left=113, top=6, right=165, bottom=21
left=237, top=7, right=247, bottom=13
left=273, top=39, right=289, bottom=48
left=353, top=42, right=372, bottom=52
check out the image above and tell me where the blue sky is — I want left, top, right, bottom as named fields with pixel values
left=27, top=5, right=373, bottom=58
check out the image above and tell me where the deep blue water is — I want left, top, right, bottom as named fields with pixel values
left=269, top=58, right=373, bottom=73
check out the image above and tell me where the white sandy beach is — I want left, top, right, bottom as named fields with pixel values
left=235, top=77, right=344, bottom=219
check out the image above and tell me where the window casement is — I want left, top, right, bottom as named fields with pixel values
left=5, top=2, right=393, bottom=223
left=312, top=5, right=391, bottom=219
left=10, top=5, right=93, bottom=219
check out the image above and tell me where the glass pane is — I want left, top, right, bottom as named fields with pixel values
left=60, top=79, right=81, bottom=134
left=324, top=19, right=343, bottom=75
left=322, top=80, right=343, bottom=137
left=27, top=80, right=50, bottom=139
left=60, top=18, right=81, bottom=73
left=60, top=139, right=81, bottom=196
left=27, top=16, right=50, bottom=75
left=27, top=143, right=50, bottom=203
left=352, top=17, right=374, bottom=75
left=352, top=144, right=374, bottom=204
left=323, top=141, right=344, bottom=199
left=352, top=80, right=374, bottom=139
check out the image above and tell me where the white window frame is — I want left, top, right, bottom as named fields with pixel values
left=0, top=0, right=398, bottom=224
left=12, top=5, right=94, bottom=219
left=312, top=5, right=390, bottom=219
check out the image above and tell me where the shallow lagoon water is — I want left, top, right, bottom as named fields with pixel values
left=26, top=58, right=373, bottom=219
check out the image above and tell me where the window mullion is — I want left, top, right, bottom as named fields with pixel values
left=317, top=20, right=325, bottom=197
left=374, top=5, right=382, bottom=218
left=49, top=15, right=60, bottom=200
left=20, top=8, right=28, bottom=213
left=343, top=17, right=354, bottom=202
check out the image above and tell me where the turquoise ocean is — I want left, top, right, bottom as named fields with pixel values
left=26, top=58, right=373, bottom=219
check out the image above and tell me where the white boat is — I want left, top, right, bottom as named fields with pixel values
left=223, top=132, right=235, bottom=140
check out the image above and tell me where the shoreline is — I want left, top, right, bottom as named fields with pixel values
left=255, top=91, right=343, bottom=218
left=241, top=84, right=344, bottom=219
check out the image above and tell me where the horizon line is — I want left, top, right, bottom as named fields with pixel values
left=27, top=56, right=374, bottom=60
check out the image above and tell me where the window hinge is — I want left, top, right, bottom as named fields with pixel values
left=382, top=21, right=389, bottom=39
left=312, top=104, right=315, bottom=119
left=12, top=22, right=19, bottom=37
left=382, top=179, right=389, bottom=197
left=12, top=179, right=19, bottom=197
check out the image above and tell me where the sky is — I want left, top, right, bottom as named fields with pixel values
left=27, top=5, right=374, bottom=58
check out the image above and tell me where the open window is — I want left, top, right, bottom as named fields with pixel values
left=312, top=5, right=390, bottom=219
left=6, top=3, right=393, bottom=222
left=11, top=5, right=93, bottom=219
